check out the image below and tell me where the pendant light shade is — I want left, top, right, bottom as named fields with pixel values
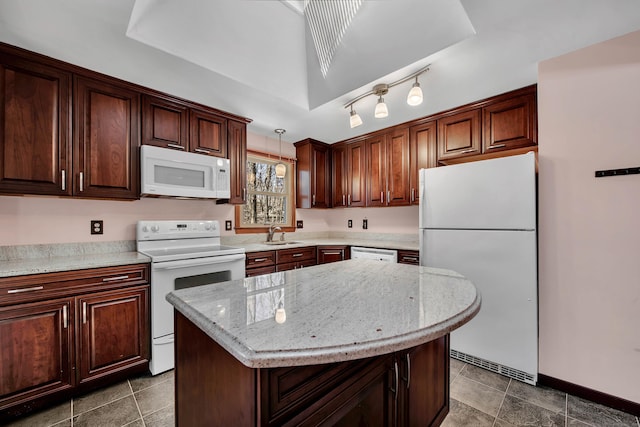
left=407, top=78, right=423, bottom=106
left=374, top=96, right=388, bottom=118
left=274, top=129, right=286, bottom=179
left=349, top=105, right=363, bottom=128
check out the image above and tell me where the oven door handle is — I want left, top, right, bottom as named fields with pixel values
left=152, top=254, right=246, bottom=270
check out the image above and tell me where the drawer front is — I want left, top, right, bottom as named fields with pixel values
left=246, top=251, right=276, bottom=269
left=397, top=250, right=420, bottom=265
left=0, top=264, right=150, bottom=306
left=246, top=265, right=276, bottom=278
left=276, top=258, right=317, bottom=272
left=276, top=246, right=316, bottom=264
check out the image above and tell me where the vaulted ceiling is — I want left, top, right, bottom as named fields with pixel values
left=1, top=0, right=640, bottom=144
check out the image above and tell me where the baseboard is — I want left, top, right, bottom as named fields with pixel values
left=537, top=374, right=640, bottom=417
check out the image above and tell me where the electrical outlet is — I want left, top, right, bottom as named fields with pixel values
left=91, top=220, right=103, bottom=235
left=296, top=220, right=303, bottom=229
left=348, top=219, right=352, bottom=228
left=225, top=220, right=232, bottom=231
left=362, top=219, right=368, bottom=230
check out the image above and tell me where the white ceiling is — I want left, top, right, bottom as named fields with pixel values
left=1, top=0, right=640, bottom=145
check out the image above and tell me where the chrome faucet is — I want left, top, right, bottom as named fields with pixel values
left=267, top=224, right=282, bottom=242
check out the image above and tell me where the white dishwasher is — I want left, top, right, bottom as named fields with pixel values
left=351, top=246, right=398, bottom=262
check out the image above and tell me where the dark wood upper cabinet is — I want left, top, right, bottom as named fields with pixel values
left=331, top=144, right=347, bottom=207
left=294, top=138, right=331, bottom=209
left=483, top=92, right=537, bottom=152
left=346, top=140, right=366, bottom=207
left=386, top=128, right=410, bottom=206
left=189, top=109, right=227, bottom=158
left=409, top=120, right=437, bottom=205
left=0, top=53, right=72, bottom=196
left=365, top=134, right=386, bottom=207
left=141, top=95, right=189, bottom=150
left=227, top=120, right=247, bottom=204
left=74, top=76, right=139, bottom=199
left=437, top=109, right=482, bottom=161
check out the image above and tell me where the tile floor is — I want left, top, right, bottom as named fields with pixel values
left=6, top=359, right=640, bottom=427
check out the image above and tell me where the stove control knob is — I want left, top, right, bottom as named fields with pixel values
left=141, top=226, right=148, bottom=233
left=204, top=223, right=211, bottom=230
left=150, top=225, right=160, bottom=232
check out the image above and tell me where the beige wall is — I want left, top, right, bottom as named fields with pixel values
left=0, top=130, right=418, bottom=246
left=538, top=30, right=640, bottom=403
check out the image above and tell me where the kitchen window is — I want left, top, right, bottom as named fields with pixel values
left=235, top=152, right=295, bottom=232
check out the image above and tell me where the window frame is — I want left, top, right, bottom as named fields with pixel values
left=234, top=151, right=296, bottom=234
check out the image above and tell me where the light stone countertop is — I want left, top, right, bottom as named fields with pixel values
left=167, top=259, right=480, bottom=369
left=0, top=241, right=150, bottom=278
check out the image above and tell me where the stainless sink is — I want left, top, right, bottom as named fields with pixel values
left=262, top=241, right=302, bottom=245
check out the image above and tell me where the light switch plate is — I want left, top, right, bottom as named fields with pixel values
left=225, top=220, right=232, bottom=231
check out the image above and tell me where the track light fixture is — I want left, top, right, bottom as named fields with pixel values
left=344, top=65, right=430, bottom=128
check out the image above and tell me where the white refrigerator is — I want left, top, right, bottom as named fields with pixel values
left=419, top=152, right=538, bottom=384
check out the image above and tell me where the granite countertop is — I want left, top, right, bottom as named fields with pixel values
left=237, top=237, right=419, bottom=253
left=167, top=259, right=480, bottom=369
left=0, top=241, right=150, bottom=278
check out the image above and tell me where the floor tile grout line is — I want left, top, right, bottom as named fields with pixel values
left=491, top=378, right=510, bottom=427
left=130, top=376, right=172, bottom=394
left=141, top=402, right=173, bottom=420
left=565, top=392, right=568, bottom=427
left=128, top=380, right=146, bottom=427
left=457, top=372, right=511, bottom=394
left=70, top=399, right=73, bottom=427
left=71, top=392, right=133, bottom=418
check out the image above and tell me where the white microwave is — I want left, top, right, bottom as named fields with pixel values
left=140, top=145, right=230, bottom=199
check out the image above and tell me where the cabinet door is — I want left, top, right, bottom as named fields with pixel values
left=294, top=139, right=331, bottom=209
left=398, top=336, right=450, bottom=427
left=311, top=143, right=330, bottom=208
left=346, top=141, right=366, bottom=207
left=0, top=54, right=72, bottom=196
left=437, top=109, right=481, bottom=162
left=317, top=246, right=350, bottom=264
left=77, top=286, right=149, bottom=385
left=141, top=95, right=189, bottom=150
left=483, top=93, right=537, bottom=152
left=189, top=109, right=227, bottom=157
left=228, top=120, right=247, bottom=204
left=386, top=128, right=410, bottom=207
left=0, top=299, right=73, bottom=407
left=409, top=121, right=436, bottom=205
left=366, top=135, right=386, bottom=207
left=74, top=76, right=139, bottom=199
left=331, top=144, right=347, bottom=207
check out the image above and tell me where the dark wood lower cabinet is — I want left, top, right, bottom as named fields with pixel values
left=0, top=299, right=74, bottom=411
left=175, top=311, right=449, bottom=426
left=317, top=245, right=350, bottom=264
left=0, top=265, right=150, bottom=421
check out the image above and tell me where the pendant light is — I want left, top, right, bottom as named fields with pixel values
left=274, top=129, right=286, bottom=179
left=406, top=76, right=423, bottom=106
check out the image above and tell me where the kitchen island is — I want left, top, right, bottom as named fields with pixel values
left=167, top=259, right=480, bottom=426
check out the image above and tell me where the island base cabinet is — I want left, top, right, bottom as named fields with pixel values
left=175, top=311, right=449, bottom=426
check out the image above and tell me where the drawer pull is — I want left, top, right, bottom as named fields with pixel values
left=312, top=194, right=316, bottom=206
left=402, top=257, right=418, bottom=262
left=487, top=143, right=507, bottom=149
left=167, top=143, right=186, bottom=150
left=82, top=302, right=87, bottom=324
left=7, top=286, right=44, bottom=294
left=292, top=253, right=303, bottom=258
left=61, top=169, right=66, bottom=191
left=79, top=172, right=84, bottom=192
left=63, top=305, right=68, bottom=329
left=411, top=188, right=415, bottom=202
left=460, top=149, right=476, bottom=154
left=194, top=148, right=211, bottom=154
left=102, top=275, right=129, bottom=282
left=253, top=258, right=268, bottom=262
left=323, top=251, right=341, bottom=255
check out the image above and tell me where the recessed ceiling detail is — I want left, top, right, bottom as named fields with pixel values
left=305, top=0, right=362, bottom=77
